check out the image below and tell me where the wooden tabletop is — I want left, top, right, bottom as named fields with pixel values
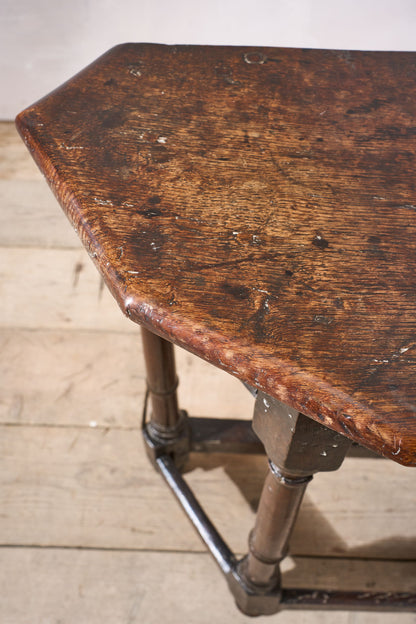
left=16, top=43, right=416, bottom=466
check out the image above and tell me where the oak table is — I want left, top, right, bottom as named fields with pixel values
left=16, top=44, right=416, bottom=615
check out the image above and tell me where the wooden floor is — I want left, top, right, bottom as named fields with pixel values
left=1, top=121, right=415, bottom=623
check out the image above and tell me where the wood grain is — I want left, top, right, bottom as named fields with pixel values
left=0, top=122, right=81, bottom=248
left=1, top=549, right=415, bottom=624
left=16, top=44, right=416, bottom=464
left=0, top=247, right=132, bottom=332
left=0, top=328, right=253, bottom=427
left=2, top=549, right=415, bottom=624
left=1, top=425, right=414, bottom=559
left=0, top=180, right=80, bottom=248
left=0, top=122, right=42, bottom=181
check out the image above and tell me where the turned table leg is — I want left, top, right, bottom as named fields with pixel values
left=141, top=327, right=190, bottom=468
left=242, top=462, right=311, bottom=588
left=235, top=391, right=351, bottom=614
left=141, top=326, right=182, bottom=433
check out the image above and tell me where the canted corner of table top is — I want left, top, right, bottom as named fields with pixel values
left=16, top=43, right=416, bottom=466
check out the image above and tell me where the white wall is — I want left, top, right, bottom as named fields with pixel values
left=2, top=0, right=416, bottom=119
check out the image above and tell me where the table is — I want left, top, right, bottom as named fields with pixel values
left=16, top=43, right=416, bottom=615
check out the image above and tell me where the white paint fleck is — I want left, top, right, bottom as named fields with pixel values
left=61, top=144, right=84, bottom=150
left=263, top=398, right=270, bottom=409
left=139, top=302, right=154, bottom=316
left=93, top=197, right=113, bottom=206
left=392, top=437, right=402, bottom=456
left=89, top=420, right=97, bottom=428
left=320, top=451, right=327, bottom=457
left=128, top=270, right=140, bottom=275
left=232, top=231, right=240, bottom=235
left=400, top=346, right=410, bottom=353
left=157, top=136, right=167, bottom=144
left=244, top=52, right=267, bottom=64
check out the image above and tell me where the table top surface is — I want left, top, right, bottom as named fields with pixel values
left=16, top=43, right=416, bottom=465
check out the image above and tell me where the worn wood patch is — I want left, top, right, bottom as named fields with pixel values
left=16, top=45, right=416, bottom=463
left=1, top=548, right=415, bottom=624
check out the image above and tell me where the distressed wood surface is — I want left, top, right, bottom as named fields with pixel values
left=1, top=549, right=415, bottom=624
left=16, top=44, right=416, bottom=465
